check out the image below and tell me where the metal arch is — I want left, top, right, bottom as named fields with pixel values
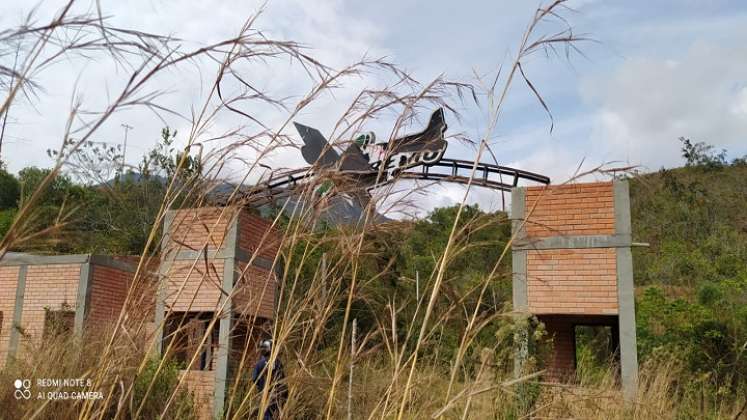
left=390, top=158, right=550, bottom=192
left=233, top=159, right=550, bottom=205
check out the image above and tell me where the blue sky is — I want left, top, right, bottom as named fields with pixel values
left=1, top=0, right=746, bottom=213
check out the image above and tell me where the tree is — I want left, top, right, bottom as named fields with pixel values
left=17, top=166, right=80, bottom=206
left=45, top=127, right=206, bottom=254
left=679, top=137, right=727, bottom=169
left=140, top=128, right=202, bottom=183
left=0, top=163, right=19, bottom=209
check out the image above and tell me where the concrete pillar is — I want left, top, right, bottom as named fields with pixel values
left=613, top=180, right=638, bottom=401
left=511, top=187, right=529, bottom=377
left=153, top=210, right=175, bottom=355
left=74, top=259, right=92, bottom=335
left=213, top=213, right=239, bottom=419
left=7, top=264, right=27, bottom=362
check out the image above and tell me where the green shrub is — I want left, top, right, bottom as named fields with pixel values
left=131, top=358, right=197, bottom=420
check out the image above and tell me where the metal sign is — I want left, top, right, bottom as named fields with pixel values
left=226, top=109, right=550, bottom=208
left=294, top=108, right=448, bottom=180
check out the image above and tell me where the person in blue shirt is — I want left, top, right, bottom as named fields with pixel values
left=252, top=339, right=287, bottom=420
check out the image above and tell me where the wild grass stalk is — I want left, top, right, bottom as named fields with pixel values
left=2, top=1, right=743, bottom=420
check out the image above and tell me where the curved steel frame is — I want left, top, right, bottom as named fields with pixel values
left=393, top=158, right=549, bottom=191
left=233, top=159, right=549, bottom=206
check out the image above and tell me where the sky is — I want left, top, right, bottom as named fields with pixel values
left=1, top=0, right=746, bottom=215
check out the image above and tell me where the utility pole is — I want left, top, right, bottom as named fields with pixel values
left=120, top=123, right=133, bottom=173
left=416, top=271, right=420, bottom=302
left=348, top=318, right=357, bottom=420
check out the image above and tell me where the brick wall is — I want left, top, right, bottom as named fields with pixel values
left=538, top=315, right=619, bottom=382
left=238, top=211, right=280, bottom=261
left=161, top=207, right=280, bottom=314
left=527, top=248, right=618, bottom=315
left=86, top=264, right=132, bottom=327
left=180, top=369, right=214, bottom=420
left=168, top=207, right=238, bottom=252
left=164, top=260, right=225, bottom=312
left=522, top=182, right=619, bottom=316
left=538, top=315, right=576, bottom=382
left=19, top=264, right=81, bottom=344
left=0, top=266, right=20, bottom=367
left=524, top=182, right=615, bottom=237
left=126, top=268, right=158, bottom=327
left=233, top=263, right=276, bottom=320
left=228, top=318, right=266, bottom=381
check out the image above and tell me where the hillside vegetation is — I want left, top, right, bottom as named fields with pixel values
left=1, top=138, right=745, bottom=418
left=630, top=142, right=747, bottom=397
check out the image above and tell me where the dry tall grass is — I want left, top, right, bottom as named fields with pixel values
left=1, top=1, right=745, bottom=419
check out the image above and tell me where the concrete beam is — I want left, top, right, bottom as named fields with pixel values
left=7, top=265, right=27, bottom=363
left=513, top=234, right=632, bottom=250
left=162, top=246, right=274, bottom=271
left=0, top=254, right=90, bottom=266
left=0, top=254, right=138, bottom=273
left=234, top=249, right=274, bottom=271
left=88, top=255, right=139, bottom=273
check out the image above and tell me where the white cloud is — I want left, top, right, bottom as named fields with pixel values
left=0, top=0, right=389, bottom=179
left=581, top=39, right=747, bottom=170
left=730, top=87, right=747, bottom=117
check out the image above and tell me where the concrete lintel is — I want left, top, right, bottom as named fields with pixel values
left=513, top=234, right=632, bottom=251
left=88, top=255, right=139, bottom=273
left=171, top=249, right=229, bottom=261
left=74, top=262, right=93, bottom=335
left=0, top=253, right=90, bottom=266
left=213, top=213, right=240, bottom=419
left=0, top=253, right=139, bottom=272
left=616, top=243, right=638, bottom=400
left=7, top=265, right=28, bottom=362
left=234, top=249, right=274, bottom=271
left=161, top=248, right=274, bottom=272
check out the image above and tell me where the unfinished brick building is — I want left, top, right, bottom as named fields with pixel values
left=155, top=206, right=280, bottom=418
left=0, top=206, right=280, bottom=419
left=511, top=180, right=638, bottom=398
left=0, top=253, right=140, bottom=368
